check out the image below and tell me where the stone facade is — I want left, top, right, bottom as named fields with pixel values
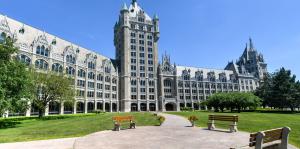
left=0, top=0, right=267, bottom=115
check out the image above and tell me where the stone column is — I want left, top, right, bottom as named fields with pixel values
left=110, top=101, right=113, bottom=112
left=25, top=101, right=31, bottom=117
left=73, top=102, right=77, bottom=114
left=44, top=103, right=49, bottom=116
left=60, top=102, right=64, bottom=115
left=84, top=101, right=88, bottom=114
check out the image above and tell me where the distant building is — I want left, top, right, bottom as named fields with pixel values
left=0, top=0, right=267, bottom=116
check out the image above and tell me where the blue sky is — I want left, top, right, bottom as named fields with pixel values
left=0, top=0, right=299, bottom=78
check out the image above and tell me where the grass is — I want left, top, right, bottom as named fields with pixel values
left=0, top=112, right=160, bottom=143
left=166, top=111, right=300, bottom=148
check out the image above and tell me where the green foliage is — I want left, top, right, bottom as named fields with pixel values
left=180, top=107, right=193, bottom=111
left=205, top=92, right=261, bottom=113
left=30, top=72, right=75, bottom=117
left=157, top=116, right=165, bottom=125
left=255, top=68, right=300, bottom=111
left=92, top=110, right=105, bottom=114
left=0, top=37, right=33, bottom=116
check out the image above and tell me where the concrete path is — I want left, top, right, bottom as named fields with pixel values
left=73, top=113, right=250, bottom=149
left=0, top=113, right=298, bottom=149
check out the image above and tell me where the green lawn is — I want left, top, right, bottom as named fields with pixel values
left=166, top=111, right=300, bottom=147
left=0, top=112, right=160, bottom=143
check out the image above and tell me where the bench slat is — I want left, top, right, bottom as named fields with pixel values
left=208, top=115, right=238, bottom=122
left=248, top=128, right=283, bottom=147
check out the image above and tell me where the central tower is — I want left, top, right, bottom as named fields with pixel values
left=114, top=0, right=160, bottom=112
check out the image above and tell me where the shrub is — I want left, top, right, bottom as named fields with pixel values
left=188, top=115, right=198, bottom=122
left=157, top=116, right=165, bottom=125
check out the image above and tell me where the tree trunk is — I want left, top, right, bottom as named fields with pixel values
left=238, top=107, right=241, bottom=113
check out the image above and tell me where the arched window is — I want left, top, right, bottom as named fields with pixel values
left=88, top=72, right=95, bottom=80
left=36, top=45, right=49, bottom=57
left=52, top=63, right=63, bottom=73
left=97, top=74, right=103, bottom=81
left=66, top=66, right=75, bottom=76
left=0, top=32, right=6, bottom=43
left=78, top=69, right=86, bottom=78
left=19, top=54, right=31, bottom=66
left=105, top=66, right=110, bottom=73
left=88, top=61, right=95, bottom=69
left=164, top=79, right=172, bottom=87
left=66, top=55, right=76, bottom=64
left=112, top=78, right=117, bottom=84
left=35, top=59, right=48, bottom=70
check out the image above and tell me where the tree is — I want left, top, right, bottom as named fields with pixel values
left=255, top=73, right=273, bottom=107
left=32, top=72, right=75, bottom=117
left=206, top=92, right=261, bottom=113
left=0, top=37, right=33, bottom=116
left=270, top=68, right=297, bottom=111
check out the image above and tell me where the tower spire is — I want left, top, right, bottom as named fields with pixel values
left=132, top=0, right=137, bottom=4
left=249, top=37, right=254, bottom=51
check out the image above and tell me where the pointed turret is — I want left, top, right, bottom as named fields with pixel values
left=249, top=37, right=255, bottom=51
left=121, top=3, right=128, bottom=11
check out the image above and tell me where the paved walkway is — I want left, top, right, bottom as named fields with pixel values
left=0, top=113, right=298, bottom=149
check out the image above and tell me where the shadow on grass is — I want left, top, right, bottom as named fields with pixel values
left=0, top=121, right=21, bottom=129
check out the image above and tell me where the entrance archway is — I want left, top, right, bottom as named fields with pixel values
left=87, top=102, right=94, bottom=113
left=64, top=102, right=73, bottom=114
left=112, top=103, right=117, bottom=112
left=97, top=102, right=103, bottom=110
left=77, top=102, right=84, bottom=113
left=131, top=103, right=138, bottom=112
left=149, top=103, right=156, bottom=111
left=140, top=103, right=147, bottom=111
left=165, top=103, right=177, bottom=111
left=105, top=103, right=110, bottom=112
left=49, top=101, right=60, bottom=115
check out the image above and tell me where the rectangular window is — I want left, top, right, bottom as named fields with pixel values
left=131, top=45, right=136, bottom=51
left=140, top=66, right=145, bottom=71
left=139, top=46, right=144, bottom=52
left=77, top=80, right=85, bottom=87
left=140, top=73, right=145, bottom=77
left=131, top=95, right=137, bottom=99
left=77, top=90, right=85, bottom=97
left=112, top=86, right=117, bottom=91
left=140, top=88, right=146, bottom=93
left=131, top=39, right=136, bottom=44
left=140, top=59, right=145, bottom=64
left=131, top=59, right=136, bottom=64
left=88, top=82, right=95, bottom=89
left=131, top=65, right=136, bottom=71
left=149, top=88, right=155, bottom=93
left=131, top=32, right=136, bottom=37
left=131, top=52, right=136, bottom=57
left=139, top=40, right=144, bottom=45
left=139, top=34, right=144, bottom=39
left=148, top=54, right=153, bottom=59
left=105, top=93, right=110, bottom=98
left=148, top=73, right=154, bottom=78
left=140, top=53, right=145, bottom=58
left=131, top=72, right=136, bottom=77
left=131, top=87, right=137, bottom=93
left=148, top=60, right=153, bottom=65
left=148, top=67, right=153, bottom=72
left=149, top=95, right=155, bottom=100
left=97, top=83, right=102, bottom=89
left=105, top=85, right=110, bottom=90
left=140, top=95, right=146, bottom=99
left=147, top=41, right=152, bottom=46
left=87, top=91, right=94, bottom=98
left=97, top=92, right=102, bottom=98
left=148, top=48, right=153, bottom=52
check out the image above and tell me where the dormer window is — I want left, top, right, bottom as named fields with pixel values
left=88, top=61, right=95, bottom=69
left=138, top=17, right=144, bottom=22
left=0, top=32, right=6, bottom=43
left=66, top=55, right=76, bottom=64
left=36, top=45, right=49, bottom=57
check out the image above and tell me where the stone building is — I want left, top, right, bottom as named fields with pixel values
left=0, top=0, right=267, bottom=116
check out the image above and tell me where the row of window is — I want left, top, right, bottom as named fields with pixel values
left=130, top=32, right=153, bottom=40
left=130, top=24, right=152, bottom=32
left=131, top=59, right=153, bottom=65
left=131, top=45, right=153, bottom=52
left=131, top=95, right=155, bottom=100
left=130, top=52, right=153, bottom=59
left=77, top=90, right=117, bottom=99
left=131, top=87, right=155, bottom=93
left=131, top=80, right=155, bottom=86
left=77, top=80, right=117, bottom=91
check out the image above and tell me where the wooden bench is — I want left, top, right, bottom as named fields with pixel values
left=207, top=115, right=238, bottom=132
left=249, top=127, right=291, bottom=149
left=112, top=116, right=136, bottom=131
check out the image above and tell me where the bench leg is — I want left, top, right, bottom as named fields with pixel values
left=229, top=122, right=238, bottom=132
left=207, top=121, right=215, bottom=130
left=114, top=123, right=120, bottom=131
